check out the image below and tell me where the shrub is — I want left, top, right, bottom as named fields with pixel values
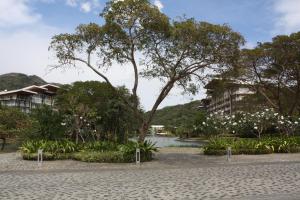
left=73, top=151, right=125, bottom=163
left=82, top=141, right=118, bottom=152
left=20, top=140, right=158, bottom=163
left=20, top=140, right=78, bottom=154
left=118, top=140, right=157, bottom=162
left=195, top=109, right=300, bottom=138
left=29, top=105, right=66, bottom=140
left=0, top=107, right=34, bottom=139
left=203, top=137, right=300, bottom=155
left=22, top=152, right=73, bottom=161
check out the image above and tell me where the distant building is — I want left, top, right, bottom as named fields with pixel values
left=150, top=125, right=167, bottom=135
left=202, top=79, right=255, bottom=115
left=0, top=84, right=60, bottom=113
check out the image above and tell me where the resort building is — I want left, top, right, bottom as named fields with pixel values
left=0, top=84, right=60, bottom=113
left=202, top=79, right=255, bottom=115
left=150, top=125, right=167, bottom=135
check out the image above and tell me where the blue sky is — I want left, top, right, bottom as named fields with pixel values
left=0, top=0, right=300, bottom=110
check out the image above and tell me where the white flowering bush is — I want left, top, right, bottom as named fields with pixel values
left=245, top=109, right=277, bottom=138
left=195, top=108, right=300, bottom=138
left=195, top=114, right=222, bottom=135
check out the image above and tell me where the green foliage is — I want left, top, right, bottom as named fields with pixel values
left=204, top=137, right=300, bottom=155
left=73, top=151, right=125, bottom=163
left=29, top=105, right=66, bottom=140
left=20, top=140, right=78, bottom=154
left=56, top=81, right=140, bottom=143
left=20, top=140, right=157, bottom=163
left=233, top=32, right=300, bottom=116
left=0, top=73, right=47, bottom=91
left=0, top=107, right=33, bottom=138
left=82, top=141, right=118, bottom=152
left=149, top=100, right=202, bottom=128
left=118, top=140, right=157, bottom=162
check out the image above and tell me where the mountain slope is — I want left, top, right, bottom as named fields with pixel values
left=149, top=100, right=202, bottom=127
left=0, top=73, right=47, bottom=91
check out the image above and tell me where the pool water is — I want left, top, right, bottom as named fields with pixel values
left=143, top=136, right=206, bottom=148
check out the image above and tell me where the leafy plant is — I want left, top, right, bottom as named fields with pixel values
left=203, top=136, right=300, bottom=155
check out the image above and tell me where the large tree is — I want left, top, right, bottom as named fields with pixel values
left=49, top=0, right=244, bottom=141
left=234, top=32, right=300, bottom=115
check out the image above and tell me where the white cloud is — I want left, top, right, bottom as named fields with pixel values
left=64, top=0, right=101, bottom=13
left=80, top=2, right=92, bottom=13
left=0, top=0, right=41, bottom=27
left=154, top=0, right=163, bottom=11
left=273, top=0, right=300, bottom=34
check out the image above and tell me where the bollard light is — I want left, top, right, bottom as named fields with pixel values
left=38, top=149, right=43, bottom=167
left=227, top=147, right=232, bottom=162
left=136, top=148, right=140, bottom=165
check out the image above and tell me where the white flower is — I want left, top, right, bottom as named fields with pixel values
left=265, top=109, right=269, bottom=111
left=281, top=116, right=284, bottom=120
left=295, top=121, right=299, bottom=125
left=202, top=122, right=206, bottom=125
left=254, top=126, right=258, bottom=130
left=233, top=122, right=237, bottom=126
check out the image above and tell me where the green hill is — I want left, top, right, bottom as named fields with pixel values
left=149, top=100, right=202, bottom=127
left=0, top=73, right=47, bottom=91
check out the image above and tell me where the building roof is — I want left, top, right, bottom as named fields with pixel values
left=0, top=89, right=37, bottom=96
left=40, top=84, right=60, bottom=93
left=0, top=84, right=60, bottom=96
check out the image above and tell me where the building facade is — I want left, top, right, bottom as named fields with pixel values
left=0, top=84, right=60, bottom=113
left=202, top=79, right=255, bottom=115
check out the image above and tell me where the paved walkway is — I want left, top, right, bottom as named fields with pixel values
left=1, top=148, right=300, bottom=199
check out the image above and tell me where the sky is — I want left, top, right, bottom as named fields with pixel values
left=1, top=0, right=300, bottom=110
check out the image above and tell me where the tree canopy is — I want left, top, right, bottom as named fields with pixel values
left=232, top=32, right=300, bottom=115
left=49, top=0, right=244, bottom=140
left=55, top=81, right=139, bottom=143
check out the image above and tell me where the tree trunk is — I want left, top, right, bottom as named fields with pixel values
left=138, top=122, right=149, bottom=143
left=137, top=80, right=175, bottom=142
